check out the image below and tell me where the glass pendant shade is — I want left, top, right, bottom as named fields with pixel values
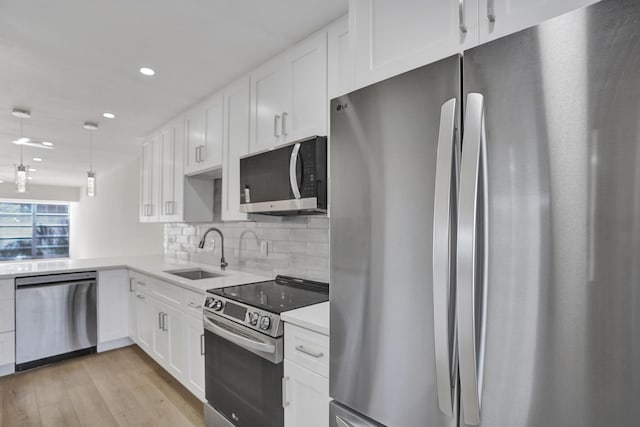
left=15, top=164, right=28, bottom=193
left=87, top=171, right=96, bottom=197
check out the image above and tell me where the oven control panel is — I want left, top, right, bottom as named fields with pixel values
left=204, top=294, right=283, bottom=338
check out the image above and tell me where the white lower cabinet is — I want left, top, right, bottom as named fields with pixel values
left=135, top=291, right=153, bottom=352
left=284, top=360, right=329, bottom=427
left=284, top=323, right=330, bottom=427
left=185, top=314, right=206, bottom=399
left=0, top=332, right=14, bottom=367
left=129, top=273, right=206, bottom=401
left=97, top=269, right=130, bottom=350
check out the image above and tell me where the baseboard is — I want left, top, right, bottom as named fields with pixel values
left=0, top=363, right=15, bottom=377
left=98, top=337, right=134, bottom=353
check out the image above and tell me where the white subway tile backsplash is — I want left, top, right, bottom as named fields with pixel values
left=164, top=216, right=330, bottom=282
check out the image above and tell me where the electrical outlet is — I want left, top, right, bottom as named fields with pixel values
left=260, top=241, right=269, bottom=257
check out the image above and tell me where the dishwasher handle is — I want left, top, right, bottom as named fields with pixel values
left=16, top=280, right=97, bottom=290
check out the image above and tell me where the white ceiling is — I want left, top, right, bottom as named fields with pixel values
left=0, top=0, right=347, bottom=187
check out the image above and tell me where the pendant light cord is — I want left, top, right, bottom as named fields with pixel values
left=19, top=118, right=24, bottom=165
left=89, top=130, right=93, bottom=172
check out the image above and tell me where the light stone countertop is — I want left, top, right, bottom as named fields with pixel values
left=0, top=255, right=330, bottom=333
left=281, top=301, right=329, bottom=336
left=0, top=255, right=270, bottom=294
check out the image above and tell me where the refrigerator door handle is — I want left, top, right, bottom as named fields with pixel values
left=487, top=0, right=496, bottom=22
left=432, top=98, right=459, bottom=417
left=457, top=92, right=489, bottom=426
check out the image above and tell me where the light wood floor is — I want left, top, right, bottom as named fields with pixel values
left=0, top=345, right=204, bottom=427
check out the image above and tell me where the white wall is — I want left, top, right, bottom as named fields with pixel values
left=0, top=182, right=80, bottom=202
left=70, top=158, right=163, bottom=259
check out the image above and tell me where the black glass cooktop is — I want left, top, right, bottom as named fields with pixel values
left=209, top=275, right=329, bottom=314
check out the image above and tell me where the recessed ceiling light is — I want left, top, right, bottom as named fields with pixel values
left=42, top=141, right=53, bottom=147
left=0, top=180, right=4, bottom=183
left=29, top=168, right=37, bottom=172
left=32, top=157, right=43, bottom=162
left=139, top=67, right=155, bottom=76
left=103, top=112, right=115, bottom=119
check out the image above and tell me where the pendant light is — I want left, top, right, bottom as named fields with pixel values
left=12, top=108, right=31, bottom=193
left=83, top=121, right=98, bottom=197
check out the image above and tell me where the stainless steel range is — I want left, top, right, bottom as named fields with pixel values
left=203, top=275, right=329, bottom=427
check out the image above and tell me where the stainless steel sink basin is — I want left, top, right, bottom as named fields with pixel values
left=164, top=268, right=224, bottom=280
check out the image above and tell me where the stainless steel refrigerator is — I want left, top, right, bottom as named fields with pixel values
left=329, top=0, right=640, bottom=426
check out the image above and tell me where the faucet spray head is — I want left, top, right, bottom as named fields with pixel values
left=198, top=238, right=206, bottom=249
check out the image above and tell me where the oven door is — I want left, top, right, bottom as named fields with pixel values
left=204, top=314, right=284, bottom=427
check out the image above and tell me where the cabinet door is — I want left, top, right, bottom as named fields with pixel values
left=283, top=360, right=329, bottom=427
left=184, top=106, right=206, bottom=175
left=222, top=76, right=250, bottom=221
left=159, top=120, right=184, bottom=222
left=185, top=315, right=205, bottom=399
left=250, top=55, right=287, bottom=152
left=351, top=0, right=478, bottom=88
left=282, top=30, right=328, bottom=144
left=151, top=299, right=169, bottom=366
left=478, top=0, right=599, bottom=42
left=97, top=269, right=129, bottom=346
left=202, top=91, right=224, bottom=170
left=135, top=292, right=152, bottom=352
left=139, top=138, right=158, bottom=222
left=165, top=304, right=186, bottom=379
left=128, top=278, right=137, bottom=342
left=328, top=14, right=354, bottom=99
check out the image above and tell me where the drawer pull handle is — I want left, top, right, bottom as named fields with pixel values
left=188, top=302, right=203, bottom=309
left=295, top=345, right=323, bottom=358
left=136, top=294, right=145, bottom=300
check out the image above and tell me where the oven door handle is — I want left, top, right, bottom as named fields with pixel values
left=204, top=316, right=276, bottom=354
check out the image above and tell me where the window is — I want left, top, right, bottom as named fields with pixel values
left=0, top=202, right=70, bottom=261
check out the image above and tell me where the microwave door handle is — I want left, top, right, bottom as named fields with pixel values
left=289, top=142, right=302, bottom=199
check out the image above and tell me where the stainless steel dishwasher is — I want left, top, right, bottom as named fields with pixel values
left=15, top=271, right=97, bottom=371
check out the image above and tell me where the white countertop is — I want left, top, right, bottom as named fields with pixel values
left=0, top=255, right=329, bottom=332
left=0, top=255, right=270, bottom=294
left=281, top=301, right=329, bottom=335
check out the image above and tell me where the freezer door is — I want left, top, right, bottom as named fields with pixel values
left=330, top=55, right=460, bottom=427
left=460, top=0, right=640, bottom=425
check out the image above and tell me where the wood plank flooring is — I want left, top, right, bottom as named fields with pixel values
left=0, top=345, right=204, bottom=427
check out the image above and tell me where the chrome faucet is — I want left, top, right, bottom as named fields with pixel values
left=198, top=227, right=228, bottom=271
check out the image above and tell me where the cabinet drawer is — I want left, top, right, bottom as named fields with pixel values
left=150, top=279, right=184, bottom=308
left=184, top=289, right=204, bottom=318
left=285, top=323, right=329, bottom=378
left=0, top=299, right=14, bottom=333
left=130, top=271, right=150, bottom=294
left=0, top=331, right=15, bottom=366
left=0, top=279, right=14, bottom=300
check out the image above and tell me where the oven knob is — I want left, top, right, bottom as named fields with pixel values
left=249, top=312, right=260, bottom=326
left=259, top=316, right=271, bottom=330
left=204, top=297, right=215, bottom=309
left=212, top=300, right=224, bottom=311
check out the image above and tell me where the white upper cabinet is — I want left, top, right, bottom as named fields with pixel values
left=184, top=105, right=206, bottom=175
left=250, top=30, right=328, bottom=153
left=250, top=55, right=288, bottom=152
left=202, top=91, right=225, bottom=171
left=282, top=31, right=328, bottom=143
left=222, top=76, right=250, bottom=221
left=350, top=0, right=478, bottom=89
left=328, top=14, right=354, bottom=99
left=158, top=118, right=184, bottom=222
left=478, top=0, right=600, bottom=43
left=140, top=136, right=159, bottom=222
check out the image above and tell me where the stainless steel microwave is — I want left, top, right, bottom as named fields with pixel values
left=239, top=136, right=327, bottom=215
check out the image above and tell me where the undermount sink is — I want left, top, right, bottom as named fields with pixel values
left=164, top=268, right=224, bottom=280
